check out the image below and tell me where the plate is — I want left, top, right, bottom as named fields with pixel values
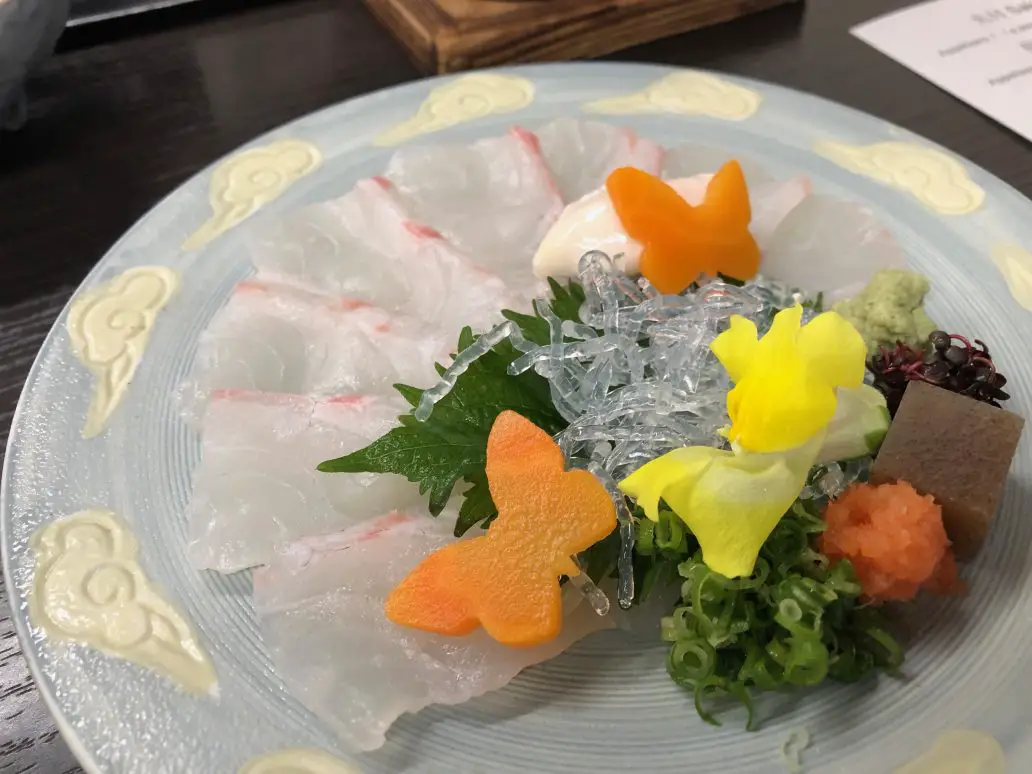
left=4, top=62, right=1032, bottom=774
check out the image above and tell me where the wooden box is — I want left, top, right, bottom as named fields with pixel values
left=364, top=0, right=798, bottom=75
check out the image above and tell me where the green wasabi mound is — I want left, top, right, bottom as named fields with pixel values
left=832, top=269, right=937, bottom=353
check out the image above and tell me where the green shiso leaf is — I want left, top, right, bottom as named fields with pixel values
left=317, top=333, right=562, bottom=521
left=454, top=469, right=495, bottom=537
left=318, top=283, right=587, bottom=535
left=547, top=276, right=588, bottom=322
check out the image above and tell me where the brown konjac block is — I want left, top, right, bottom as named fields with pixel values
left=870, top=380, right=1025, bottom=561
left=363, top=0, right=800, bottom=75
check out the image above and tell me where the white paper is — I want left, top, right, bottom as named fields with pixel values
left=852, top=0, right=1032, bottom=142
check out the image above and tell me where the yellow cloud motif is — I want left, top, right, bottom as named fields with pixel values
left=990, top=244, right=1032, bottom=310
left=183, top=139, right=322, bottom=250
left=239, top=749, right=360, bottom=774
left=583, top=72, right=761, bottom=120
left=813, top=140, right=985, bottom=215
left=894, top=730, right=1005, bottom=774
left=67, top=266, right=179, bottom=438
left=375, top=73, right=535, bottom=146
left=29, top=509, right=218, bottom=695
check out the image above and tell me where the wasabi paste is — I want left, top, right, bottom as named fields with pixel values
left=833, top=269, right=937, bottom=352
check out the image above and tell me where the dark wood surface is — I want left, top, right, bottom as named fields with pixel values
left=362, top=0, right=797, bottom=74
left=1, top=0, right=1030, bottom=770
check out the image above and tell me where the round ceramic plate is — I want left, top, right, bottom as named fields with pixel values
left=4, top=62, right=1032, bottom=774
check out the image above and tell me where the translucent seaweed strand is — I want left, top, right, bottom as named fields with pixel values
left=568, top=560, right=612, bottom=617
left=577, top=459, right=636, bottom=610
left=415, top=321, right=515, bottom=421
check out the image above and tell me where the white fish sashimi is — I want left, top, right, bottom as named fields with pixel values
left=532, top=173, right=811, bottom=280
left=254, top=510, right=614, bottom=752
left=536, top=117, right=664, bottom=203
left=762, top=194, right=908, bottom=303
left=384, top=127, right=563, bottom=292
left=187, top=390, right=420, bottom=573
left=749, top=177, right=812, bottom=249
left=245, top=177, right=525, bottom=333
left=179, top=281, right=449, bottom=423
left=246, top=178, right=401, bottom=299
left=532, top=185, right=639, bottom=279
left=662, top=143, right=773, bottom=188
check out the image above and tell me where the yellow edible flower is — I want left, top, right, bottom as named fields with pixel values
left=619, top=305, right=867, bottom=578
left=714, top=304, right=866, bottom=453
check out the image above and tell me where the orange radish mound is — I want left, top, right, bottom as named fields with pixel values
left=819, top=481, right=962, bottom=603
left=385, top=410, right=617, bottom=647
left=605, top=161, right=760, bottom=295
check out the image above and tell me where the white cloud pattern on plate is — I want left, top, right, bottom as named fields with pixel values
left=238, top=747, right=360, bottom=774
left=29, top=509, right=218, bottom=695
left=66, top=265, right=179, bottom=438
left=375, top=74, right=535, bottom=146
left=582, top=72, right=761, bottom=120
left=183, top=139, right=322, bottom=250
left=893, top=730, right=1005, bottom=774
left=814, top=139, right=985, bottom=215
left=990, top=244, right=1032, bottom=310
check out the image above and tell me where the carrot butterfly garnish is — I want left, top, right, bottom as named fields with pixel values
left=606, top=161, right=760, bottom=294
left=385, top=410, right=617, bottom=647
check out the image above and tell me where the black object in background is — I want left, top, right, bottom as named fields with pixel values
left=69, top=0, right=199, bottom=26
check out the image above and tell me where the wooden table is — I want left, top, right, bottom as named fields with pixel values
left=0, top=0, right=1029, bottom=770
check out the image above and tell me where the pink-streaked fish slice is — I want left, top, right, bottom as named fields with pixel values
left=254, top=510, right=614, bottom=752
left=535, top=117, right=664, bottom=203
left=179, top=280, right=450, bottom=424
left=384, top=127, right=563, bottom=290
left=762, top=194, right=909, bottom=303
left=187, top=390, right=420, bottom=574
left=245, top=178, right=526, bottom=331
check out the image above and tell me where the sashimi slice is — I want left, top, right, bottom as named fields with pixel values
left=384, top=127, right=563, bottom=291
left=761, top=194, right=908, bottom=303
left=254, top=510, right=614, bottom=752
left=187, top=390, right=421, bottom=573
left=532, top=173, right=810, bottom=279
left=662, top=143, right=773, bottom=188
left=245, top=177, right=525, bottom=332
left=535, top=117, right=664, bottom=203
left=750, top=177, right=812, bottom=249
left=179, top=281, right=449, bottom=423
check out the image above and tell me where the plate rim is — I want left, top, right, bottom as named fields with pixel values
left=4, top=59, right=1032, bottom=774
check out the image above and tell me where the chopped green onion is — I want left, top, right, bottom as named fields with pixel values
left=636, top=519, right=656, bottom=555
left=656, top=499, right=903, bottom=728
left=655, top=513, right=686, bottom=553
left=669, top=638, right=717, bottom=682
left=692, top=677, right=728, bottom=727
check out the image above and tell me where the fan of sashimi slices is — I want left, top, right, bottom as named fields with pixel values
left=179, top=117, right=912, bottom=755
